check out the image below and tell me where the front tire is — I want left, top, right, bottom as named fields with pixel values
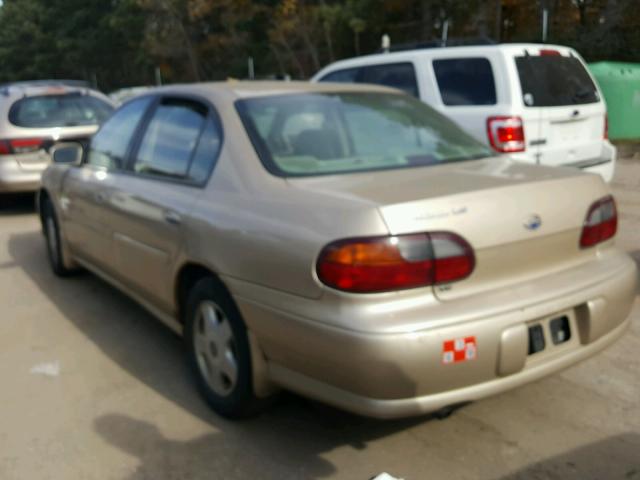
left=42, top=199, right=75, bottom=277
left=184, top=277, right=265, bottom=418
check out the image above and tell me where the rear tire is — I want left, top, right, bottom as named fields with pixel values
left=184, top=277, right=266, bottom=418
left=42, top=199, right=75, bottom=277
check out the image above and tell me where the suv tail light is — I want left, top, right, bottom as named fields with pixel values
left=0, top=138, right=45, bottom=155
left=487, top=116, right=526, bottom=153
left=580, top=196, right=617, bottom=248
left=316, top=232, right=475, bottom=293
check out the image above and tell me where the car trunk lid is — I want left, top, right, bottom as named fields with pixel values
left=288, top=157, right=608, bottom=301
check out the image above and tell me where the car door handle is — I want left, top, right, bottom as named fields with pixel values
left=164, top=211, right=182, bottom=225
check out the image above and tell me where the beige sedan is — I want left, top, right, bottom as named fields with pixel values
left=38, top=82, right=636, bottom=419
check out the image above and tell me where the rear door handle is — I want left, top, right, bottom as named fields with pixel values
left=164, top=211, right=182, bottom=225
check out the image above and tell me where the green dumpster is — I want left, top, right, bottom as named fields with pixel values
left=589, top=62, right=640, bottom=140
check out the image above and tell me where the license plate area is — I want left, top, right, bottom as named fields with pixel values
left=528, top=313, right=573, bottom=356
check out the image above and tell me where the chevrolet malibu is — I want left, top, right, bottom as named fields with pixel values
left=38, top=82, right=636, bottom=419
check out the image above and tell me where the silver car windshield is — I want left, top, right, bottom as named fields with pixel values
left=237, top=92, right=492, bottom=177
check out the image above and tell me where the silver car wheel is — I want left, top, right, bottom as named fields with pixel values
left=46, top=216, right=59, bottom=265
left=194, top=300, right=238, bottom=396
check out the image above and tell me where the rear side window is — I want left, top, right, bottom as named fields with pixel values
left=515, top=55, right=599, bottom=107
left=133, top=98, right=221, bottom=183
left=87, top=96, right=152, bottom=170
left=10, top=93, right=113, bottom=128
left=433, top=58, right=497, bottom=106
left=319, top=63, right=419, bottom=97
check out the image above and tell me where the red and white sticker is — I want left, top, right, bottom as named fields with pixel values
left=442, top=336, right=477, bottom=364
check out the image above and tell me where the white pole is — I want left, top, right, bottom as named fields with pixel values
left=542, top=8, right=548, bottom=42
left=442, top=19, right=449, bottom=46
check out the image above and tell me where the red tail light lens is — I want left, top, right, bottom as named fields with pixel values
left=317, top=232, right=475, bottom=293
left=0, top=138, right=45, bottom=155
left=539, top=49, right=561, bottom=56
left=487, top=116, right=526, bottom=153
left=580, top=196, right=617, bottom=248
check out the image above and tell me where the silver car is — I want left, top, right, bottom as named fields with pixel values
left=38, top=82, right=636, bottom=419
left=0, top=81, right=114, bottom=193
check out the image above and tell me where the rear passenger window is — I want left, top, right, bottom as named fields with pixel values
left=433, top=58, right=497, bottom=106
left=188, top=116, right=222, bottom=183
left=360, top=63, right=419, bottom=97
left=133, top=98, right=221, bottom=183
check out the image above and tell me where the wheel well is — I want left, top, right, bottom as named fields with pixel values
left=175, top=263, right=224, bottom=324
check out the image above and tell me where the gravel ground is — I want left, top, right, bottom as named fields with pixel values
left=0, top=158, right=639, bottom=480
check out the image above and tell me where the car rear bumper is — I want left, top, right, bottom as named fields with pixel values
left=564, top=141, right=616, bottom=183
left=229, top=248, right=636, bottom=418
left=0, top=156, right=46, bottom=193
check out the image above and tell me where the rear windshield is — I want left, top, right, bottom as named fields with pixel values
left=236, top=92, right=492, bottom=177
left=515, top=55, right=599, bottom=107
left=9, top=93, right=114, bottom=128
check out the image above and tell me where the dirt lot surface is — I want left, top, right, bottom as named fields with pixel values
left=1, top=159, right=639, bottom=480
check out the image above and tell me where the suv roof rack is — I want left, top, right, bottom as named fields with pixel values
left=380, top=37, right=498, bottom=53
left=0, top=79, right=91, bottom=96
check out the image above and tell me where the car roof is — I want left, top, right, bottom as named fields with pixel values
left=150, top=80, right=401, bottom=100
left=313, top=43, right=580, bottom=75
left=0, top=81, right=102, bottom=99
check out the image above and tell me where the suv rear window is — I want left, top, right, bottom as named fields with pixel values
left=319, top=63, right=419, bottom=98
left=515, top=55, right=599, bottom=107
left=9, top=93, right=113, bottom=128
left=433, top=58, right=497, bottom=106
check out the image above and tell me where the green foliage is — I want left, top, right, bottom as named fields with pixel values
left=0, top=0, right=637, bottom=92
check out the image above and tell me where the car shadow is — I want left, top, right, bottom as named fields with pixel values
left=8, top=229, right=439, bottom=479
left=497, top=433, right=640, bottom=480
left=0, top=193, right=37, bottom=215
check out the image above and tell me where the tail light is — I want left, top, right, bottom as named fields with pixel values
left=487, top=116, right=526, bottom=153
left=580, top=196, right=617, bottom=248
left=0, top=138, right=45, bottom=155
left=604, top=113, right=609, bottom=140
left=539, top=49, right=561, bottom=56
left=316, top=232, right=475, bottom=293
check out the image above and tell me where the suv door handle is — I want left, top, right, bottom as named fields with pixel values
left=164, top=211, right=182, bottom=225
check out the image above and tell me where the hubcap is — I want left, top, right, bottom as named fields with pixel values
left=193, top=301, right=238, bottom=396
left=46, top=217, right=59, bottom=265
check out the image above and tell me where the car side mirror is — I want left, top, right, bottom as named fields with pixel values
left=51, top=142, right=83, bottom=166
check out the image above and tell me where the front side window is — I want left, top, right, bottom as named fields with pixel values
left=319, top=63, right=419, bottom=98
left=10, top=93, right=113, bottom=128
left=433, top=58, right=497, bottom=106
left=133, top=99, right=221, bottom=183
left=318, top=68, right=360, bottom=83
left=360, top=63, right=419, bottom=97
left=515, top=55, right=599, bottom=107
left=237, top=92, right=491, bottom=177
left=87, top=96, right=152, bottom=170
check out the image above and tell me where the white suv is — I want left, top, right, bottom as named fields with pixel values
left=312, top=43, right=615, bottom=181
